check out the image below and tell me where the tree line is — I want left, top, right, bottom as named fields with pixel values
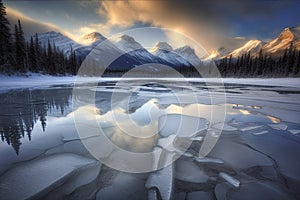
left=217, top=42, right=300, bottom=78
left=0, top=0, right=80, bottom=75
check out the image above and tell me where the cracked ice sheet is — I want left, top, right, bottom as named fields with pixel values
left=208, top=140, right=273, bottom=169
left=175, top=158, right=209, bottom=184
left=0, top=153, right=97, bottom=200
left=241, top=131, right=300, bottom=193
left=96, top=173, right=147, bottom=200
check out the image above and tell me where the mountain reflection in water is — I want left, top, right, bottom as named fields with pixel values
left=0, top=88, right=72, bottom=154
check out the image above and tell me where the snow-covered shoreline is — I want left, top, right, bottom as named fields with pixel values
left=0, top=73, right=300, bottom=91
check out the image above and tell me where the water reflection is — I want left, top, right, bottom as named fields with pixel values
left=0, top=88, right=72, bottom=154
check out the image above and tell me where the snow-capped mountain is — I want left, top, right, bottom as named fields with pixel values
left=229, top=40, right=266, bottom=58
left=204, top=27, right=300, bottom=60
left=261, top=27, right=300, bottom=57
left=78, top=32, right=105, bottom=45
left=36, top=31, right=82, bottom=57
left=150, top=42, right=191, bottom=67
left=203, top=47, right=229, bottom=61
left=110, top=34, right=143, bottom=52
left=109, top=35, right=174, bottom=70
left=175, top=45, right=202, bottom=66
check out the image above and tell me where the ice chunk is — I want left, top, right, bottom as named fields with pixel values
left=46, top=161, right=101, bottom=199
left=146, top=163, right=174, bottom=200
left=187, top=191, right=214, bottom=200
left=194, top=157, right=224, bottom=164
left=0, top=153, right=97, bottom=200
left=181, top=152, right=194, bottom=158
left=288, top=129, right=300, bottom=135
left=152, top=147, right=163, bottom=170
left=148, top=189, right=158, bottom=200
left=219, top=172, right=240, bottom=188
left=252, top=130, right=268, bottom=136
left=158, top=114, right=209, bottom=137
left=191, top=136, right=203, bottom=142
left=157, top=135, right=193, bottom=157
left=212, top=122, right=238, bottom=131
left=96, top=173, right=147, bottom=200
left=175, top=158, right=209, bottom=183
left=268, top=123, right=288, bottom=131
left=240, top=125, right=262, bottom=132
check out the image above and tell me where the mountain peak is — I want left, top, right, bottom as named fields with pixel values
left=175, top=45, right=195, bottom=54
left=153, top=42, right=173, bottom=51
left=78, top=32, right=106, bottom=45
left=110, top=34, right=143, bottom=52
left=228, top=39, right=265, bottom=58
left=278, top=27, right=296, bottom=41
left=39, top=31, right=63, bottom=37
left=262, top=26, right=300, bottom=57
left=118, top=34, right=136, bottom=43
left=175, top=45, right=201, bottom=66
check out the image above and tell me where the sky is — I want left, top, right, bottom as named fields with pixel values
left=3, top=0, right=300, bottom=51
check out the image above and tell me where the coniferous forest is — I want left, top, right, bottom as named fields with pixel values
left=0, top=1, right=80, bottom=75
left=217, top=44, right=300, bottom=78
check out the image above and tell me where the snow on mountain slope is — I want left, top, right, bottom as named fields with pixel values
left=262, top=27, right=300, bottom=57
left=175, top=45, right=202, bottom=66
left=229, top=40, right=266, bottom=58
left=150, top=42, right=191, bottom=67
left=109, top=35, right=174, bottom=69
left=110, top=34, right=143, bottom=52
left=36, top=31, right=82, bottom=57
left=203, top=47, right=229, bottom=61
left=78, top=32, right=106, bottom=45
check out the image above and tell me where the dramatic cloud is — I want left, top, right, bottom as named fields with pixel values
left=98, top=0, right=291, bottom=51
left=5, top=0, right=299, bottom=52
left=6, top=7, right=75, bottom=40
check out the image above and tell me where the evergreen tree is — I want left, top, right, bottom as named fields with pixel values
left=28, top=37, right=37, bottom=72
left=18, top=19, right=26, bottom=72
left=14, top=20, right=27, bottom=72
left=0, top=0, right=11, bottom=68
left=34, top=33, right=41, bottom=71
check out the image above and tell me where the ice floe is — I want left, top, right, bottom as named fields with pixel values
left=288, top=129, right=300, bottom=135
left=0, top=153, right=97, bottom=200
left=252, top=130, right=269, bottom=136
left=175, top=158, right=209, bottom=184
left=209, top=141, right=273, bottom=169
left=268, top=123, right=288, bottom=131
left=194, top=157, right=224, bottom=164
left=146, top=162, right=174, bottom=200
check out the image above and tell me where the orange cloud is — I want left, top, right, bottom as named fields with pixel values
left=98, top=1, right=240, bottom=51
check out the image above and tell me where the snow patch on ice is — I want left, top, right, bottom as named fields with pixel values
left=288, top=129, right=300, bottom=135
left=268, top=123, right=288, bottom=131
left=219, top=172, right=240, bottom=188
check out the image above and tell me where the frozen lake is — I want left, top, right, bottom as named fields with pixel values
left=0, top=79, right=300, bottom=199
